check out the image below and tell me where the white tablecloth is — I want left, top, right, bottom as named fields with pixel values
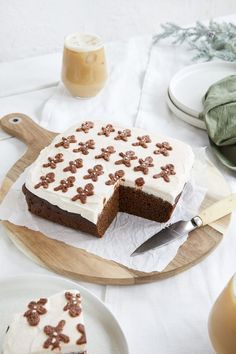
left=0, top=16, right=236, bottom=354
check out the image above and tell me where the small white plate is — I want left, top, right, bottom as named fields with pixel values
left=166, top=90, right=206, bottom=130
left=0, top=274, right=129, bottom=354
left=169, top=61, right=236, bottom=117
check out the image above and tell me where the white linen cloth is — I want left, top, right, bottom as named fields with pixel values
left=0, top=15, right=236, bottom=354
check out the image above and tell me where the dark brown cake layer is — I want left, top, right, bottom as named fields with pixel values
left=119, top=186, right=176, bottom=223
left=22, top=184, right=119, bottom=237
left=23, top=184, right=178, bottom=237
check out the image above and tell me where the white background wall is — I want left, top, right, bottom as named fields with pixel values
left=1, top=0, right=236, bottom=62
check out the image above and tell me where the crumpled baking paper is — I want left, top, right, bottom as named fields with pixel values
left=0, top=149, right=207, bottom=272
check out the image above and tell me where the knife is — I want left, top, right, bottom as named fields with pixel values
left=131, top=194, right=236, bottom=256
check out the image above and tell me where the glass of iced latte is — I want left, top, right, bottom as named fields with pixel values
left=61, top=33, right=107, bottom=98
left=208, top=274, right=236, bottom=354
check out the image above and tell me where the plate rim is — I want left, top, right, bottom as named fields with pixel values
left=166, top=89, right=206, bottom=130
left=169, top=61, right=236, bottom=117
left=0, top=273, right=130, bottom=354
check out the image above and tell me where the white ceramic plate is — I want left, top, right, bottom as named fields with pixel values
left=169, top=61, right=236, bottom=117
left=166, top=90, right=206, bottom=130
left=0, top=274, right=129, bottom=354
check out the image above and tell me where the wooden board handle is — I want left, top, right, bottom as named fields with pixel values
left=198, top=194, right=236, bottom=226
left=0, top=113, right=57, bottom=202
left=0, top=113, right=57, bottom=147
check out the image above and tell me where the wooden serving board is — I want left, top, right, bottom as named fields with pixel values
left=0, top=113, right=231, bottom=285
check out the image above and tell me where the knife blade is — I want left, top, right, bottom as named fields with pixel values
left=131, top=194, right=236, bottom=256
left=131, top=216, right=202, bottom=256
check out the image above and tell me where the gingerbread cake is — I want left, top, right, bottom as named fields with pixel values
left=3, top=290, right=87, bottom=354
left=23, top=121, right=194, bottom=237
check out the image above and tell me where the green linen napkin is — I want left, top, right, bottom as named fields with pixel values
left=199, top=75, right=236, bottom=171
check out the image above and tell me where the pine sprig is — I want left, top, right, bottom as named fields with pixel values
left=153, top=21, right=236, bottom=62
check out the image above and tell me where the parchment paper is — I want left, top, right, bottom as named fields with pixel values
left=0, top=149, right=207, bottom=272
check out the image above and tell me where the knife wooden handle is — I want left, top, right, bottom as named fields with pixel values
left=198, top=194, right=236, bottom=226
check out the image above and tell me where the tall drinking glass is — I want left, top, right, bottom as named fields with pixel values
left=61, top=33, right=107, bottom=98
left=208, top=274, right=236, bottom=354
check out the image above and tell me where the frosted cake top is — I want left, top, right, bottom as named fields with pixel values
left=25, top=121, right=194, bottom=224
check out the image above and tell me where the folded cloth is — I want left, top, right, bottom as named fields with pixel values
left=199, top=75, right=236, bottom=171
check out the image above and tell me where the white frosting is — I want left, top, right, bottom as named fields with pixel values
left=3, top=290, right=87, bottom=354
left=25, top=121, right=194, bottom=224
left=65, top=32, right=103, bottom=52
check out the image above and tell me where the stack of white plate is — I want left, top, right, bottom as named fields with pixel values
left=167, top=61, right=236, bottom=130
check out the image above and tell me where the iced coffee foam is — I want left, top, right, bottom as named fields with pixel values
left=65, top=33, right=103, bottom=52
